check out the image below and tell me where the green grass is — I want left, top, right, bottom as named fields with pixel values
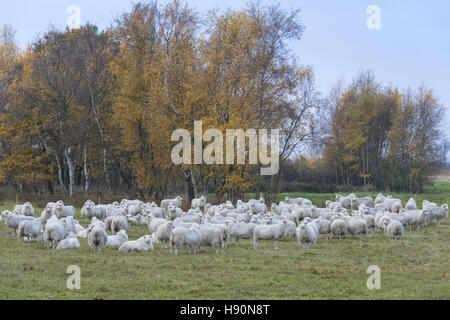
left=0, top=182, right=449, bottom=300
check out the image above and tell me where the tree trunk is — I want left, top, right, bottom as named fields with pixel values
left=83, top=144, right=89, bottom=196
left=65, top=148, right=75, bottom=197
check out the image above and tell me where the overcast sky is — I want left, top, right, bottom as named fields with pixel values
left=1, top=0, right=449, bottom=138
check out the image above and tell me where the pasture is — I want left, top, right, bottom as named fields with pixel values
left=0, top=183, right=449, bottom=300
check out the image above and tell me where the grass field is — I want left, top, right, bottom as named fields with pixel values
left=0, top=183, right=449, bottom=299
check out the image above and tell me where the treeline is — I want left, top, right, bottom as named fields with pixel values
left=0, top=1, right=446, bottom=200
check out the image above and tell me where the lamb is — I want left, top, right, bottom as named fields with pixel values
left=56, top=232, right=81, bottom=250
left=18, top=218, right=42, bottom=242
left=405, top=198, right=417, bottom=210
left=191, top=196, right=206, bottom=211
left=155, top=221, right=174, bottom=248
left=250, top=202, right=267, bottom=215
left=170, top=227, right=202, bottom=255
left=330, top=219, right=348, bottom=239
left=87, top=226, right=108, bottom=253
left=383, top=218, right=404, bottom=240
left=14, top=202, right=34, bottom=216
left=253, top=220, right=287, bottom=250
left=44, top=216, right=66, bottom=249
left=296, top=221, right=318, bottom=249
left=106, top=230, right=129, bottom=247
left=346, top=217, right=368, bottom=237
left=226, top=222, right=257, bottom=247
left=111, top=215, right=130, bottom=234
left=199, top=227, right=224, bottom=254
left=118, top=235, right=154, bottom=252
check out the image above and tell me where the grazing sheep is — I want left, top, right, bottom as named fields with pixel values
left=170, top=227, right=202, bottom=255
left=226, top=222, right=257, bottom=247
left=253, top=220, right=287, bottom=250
left=405, top=198, right=417, bottom=210
left=331, top=219, right=348, bottom=239
left=155, top=221, right=174, bottom=248
left=383, top=218, right=404, bottom=240
left=56, top=233, right=80, bottom=250
left=106, top=230, right=129, bottom=247
left=118, top=235, right=154, bottom=252
left=407, top=210, right=429, bottom=230
left=18, top=218, right=42, bottom=242
left=14, top=202, right=35, bottom=216
left=296, top=222, right=318, bottom=249
left=87, top=226, right=108, bottom=253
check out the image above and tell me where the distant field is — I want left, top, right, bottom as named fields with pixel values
left=0, top=182, right=449, bottom=299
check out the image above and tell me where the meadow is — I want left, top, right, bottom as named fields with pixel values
left=0, top=183, right=449, bottom=300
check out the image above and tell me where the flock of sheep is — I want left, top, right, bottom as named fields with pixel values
left=1, top=193, right=448, bottom=254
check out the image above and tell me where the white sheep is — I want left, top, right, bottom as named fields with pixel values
left=111, top=215, right=129, bottom=234
left=168, top=204, right=183, bottom=221
left=350, top=196, right=374, bottom=210
left=87, top=226, right=108, bottom=253
left=170, top=227, right=202, bottom=255
left=14, top=202, right=35, bottom=216
left=191, top=196, right=206, bottom=211
left=253, top=220, right=287, bottom=250
left=424, top=204, right=448, bottom=225
left=330, top=219, right=348, bottom=239
left=147, top=217, right=167, bottom=234
left=199, top=226, right=224, bottom=254
left=5, top=213, right=34, bottom=235
left=18, top=218, right=42, bottom=242
left=296, top=221, right=318, bottom=249
left=56, top=232, right=80, bottom=250
left=155, top=221, right=174, bottom=248
left=53, top=201, right=76, bottom=219
left=250, top=202, right=267, bottom=215
left=405, top=198, right=417, bottom=210
left=118, top=235, right=154, bottom=252
left=106, top=230, right=129, bottom=247
left=346, top=217, right=368, bottom=237
left=383, top=218, right=404, bottom=240
left=226, top=222, right=257, bottom=247
left=44, top=216, right=66, bottom=249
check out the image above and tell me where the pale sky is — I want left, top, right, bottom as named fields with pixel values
left=1, top=0, right=449, bottom=138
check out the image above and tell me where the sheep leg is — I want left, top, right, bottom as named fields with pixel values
left=235, top=238, right=239, bottom=247
left=274, top=240, right=279, bottom=250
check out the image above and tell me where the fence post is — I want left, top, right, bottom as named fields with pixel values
left=16, top=193, right=18, bottom=205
